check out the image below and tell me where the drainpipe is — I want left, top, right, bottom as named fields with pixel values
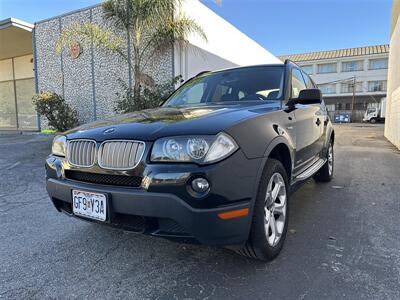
left=32, top=25, right=41, bottom=131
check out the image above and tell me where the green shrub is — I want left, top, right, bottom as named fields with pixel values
left=33, top=91, right=80, bottom=132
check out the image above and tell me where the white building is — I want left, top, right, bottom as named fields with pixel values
left=175, top=0, right=281, bottom=81
left=279, top=45, right=389, bottom=121
left=385, top=0, right=400, bottom=149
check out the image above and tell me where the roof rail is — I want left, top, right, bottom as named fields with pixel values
left=284, top=59, right=302, bottom=68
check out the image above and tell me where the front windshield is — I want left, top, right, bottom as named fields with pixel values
left=163, top=66, right=284, bottom=107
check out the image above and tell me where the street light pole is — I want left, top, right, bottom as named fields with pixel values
left=351, top=76, right=356, bottom=122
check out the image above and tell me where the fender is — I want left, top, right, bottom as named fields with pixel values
left=263, top=136, right=295, bottom=166
left=256, top=135, right=295, bottom=184
left=323, top=123, right=335, bottom=156
left=248, top=136, right=295, bottom=214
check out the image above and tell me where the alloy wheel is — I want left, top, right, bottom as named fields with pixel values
left=328, top=144, right=334, bottom=176
left=264, top=173, right=287, bottom=247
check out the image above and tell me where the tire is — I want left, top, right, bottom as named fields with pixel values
left=314, top=140, right=334, bottom=182
left=236, top=159, right=289, bottom=261
left=370, top=118, right=377, bottom=124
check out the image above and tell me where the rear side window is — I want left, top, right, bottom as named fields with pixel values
left=291, top=68, right=307, bottom=98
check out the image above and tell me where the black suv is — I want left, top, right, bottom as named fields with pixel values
left=46, top=60, right=334, bottom=261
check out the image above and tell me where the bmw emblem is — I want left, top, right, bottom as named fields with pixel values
left=103, top=127, right=115, bottom=134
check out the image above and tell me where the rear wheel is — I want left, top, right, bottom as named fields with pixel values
left=236, top=159, right=289, bottom=261
left=314, top=141, right=334, bottom=182
left=370, top=118, right=377, bottom=124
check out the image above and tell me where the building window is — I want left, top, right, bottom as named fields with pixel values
left=0, top=55, right=36, bottom=130
left=317, top=63, right=337, bottom=74
left=301, top=65, right=313, bottom=75
left=341, top=82, right=363, bottom=93
left=369, top=58, right=388, bottom=70
left=318, top=83, right=336, bottom=94
left=342, top=61, right=363, bottom=72
left=345, top=103, right=351, bottom=110
left=368, top=80, right=387, bottom=92
left=335, top=103, right=342, bottom=110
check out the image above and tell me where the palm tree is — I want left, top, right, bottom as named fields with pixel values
left=56, top=0, right=207, bottom=111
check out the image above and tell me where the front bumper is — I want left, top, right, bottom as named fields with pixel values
left=45, top=150, right=262, bottom=246
left=47, top=178, right=251, bottom=245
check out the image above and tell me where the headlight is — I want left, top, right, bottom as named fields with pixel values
left=151, top=133, right=238, bottom=164
left=52, top=135, right=67, bottom=157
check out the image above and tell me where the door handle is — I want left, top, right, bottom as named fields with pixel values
left=316, top=118, right=321, bottom=126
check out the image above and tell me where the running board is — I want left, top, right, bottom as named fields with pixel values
left=295, top=158, right=326, bottom=181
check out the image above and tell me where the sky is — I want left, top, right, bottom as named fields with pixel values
left=0, top=0, right=393, bottom=56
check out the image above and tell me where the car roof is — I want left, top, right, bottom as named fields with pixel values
left=196, top=64, right=286, bottom=77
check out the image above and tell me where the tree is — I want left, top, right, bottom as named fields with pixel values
left=56, top=0, right=207, bottom=112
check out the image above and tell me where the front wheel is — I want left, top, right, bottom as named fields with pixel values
left=236, top=159, right=289, bottom=261
left=314, top=141, right=334, bottom=182
left=370, top=118, right=377, bottom=124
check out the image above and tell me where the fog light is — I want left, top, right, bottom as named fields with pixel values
left=191, top=178, right=210, bottom=193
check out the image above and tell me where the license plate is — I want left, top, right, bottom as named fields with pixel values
left=72, top=190, right=107, bottom=221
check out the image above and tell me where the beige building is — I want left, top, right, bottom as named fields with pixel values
left=0, top=18, right=37, bottom=130
left=385, top=0, right=400, bottom=149
left=279, top=45, right=389, bottom=122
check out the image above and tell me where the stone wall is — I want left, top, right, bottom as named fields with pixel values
left=34, top=4, right=174, bottom=128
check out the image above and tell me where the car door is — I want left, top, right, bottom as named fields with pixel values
left=301, top=70, right=327, bottom=155
left=290, top=68, right=321, bottom=175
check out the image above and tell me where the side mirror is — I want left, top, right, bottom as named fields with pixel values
left=295, top=88, right=322, bottom=105
left=296, top=89, right=322, bottom=104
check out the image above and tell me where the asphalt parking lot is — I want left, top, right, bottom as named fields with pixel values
left=1, top=124, right=399, bottom=299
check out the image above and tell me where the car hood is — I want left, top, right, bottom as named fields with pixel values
left=65, top=102, right=281, bottom=141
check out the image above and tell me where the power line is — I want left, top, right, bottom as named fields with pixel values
left=316, top=76, right=384, bottom=104
left=316, top=77, right=356, bottom=85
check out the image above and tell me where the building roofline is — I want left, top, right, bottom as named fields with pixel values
left=0, top=17, right=34, bottom=31
left=35, top=3, right=102, bottom=25
left=278, top=44, right=390, bottom=62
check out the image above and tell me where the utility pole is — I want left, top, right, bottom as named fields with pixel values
left=351, top=76, right=356, bottom=122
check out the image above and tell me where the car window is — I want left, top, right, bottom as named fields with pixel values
left=301, top=71, right=314, bottom=89
left=163, top=66, right=285, bottom=107
left=184, top=82, right=206, bottom=104
left=291, top=68, right=307, bottom=98
left=210, top=84, right=231, bottom=102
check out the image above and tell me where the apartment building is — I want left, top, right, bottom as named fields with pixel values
left=279, top=45, right=389, bottom=121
